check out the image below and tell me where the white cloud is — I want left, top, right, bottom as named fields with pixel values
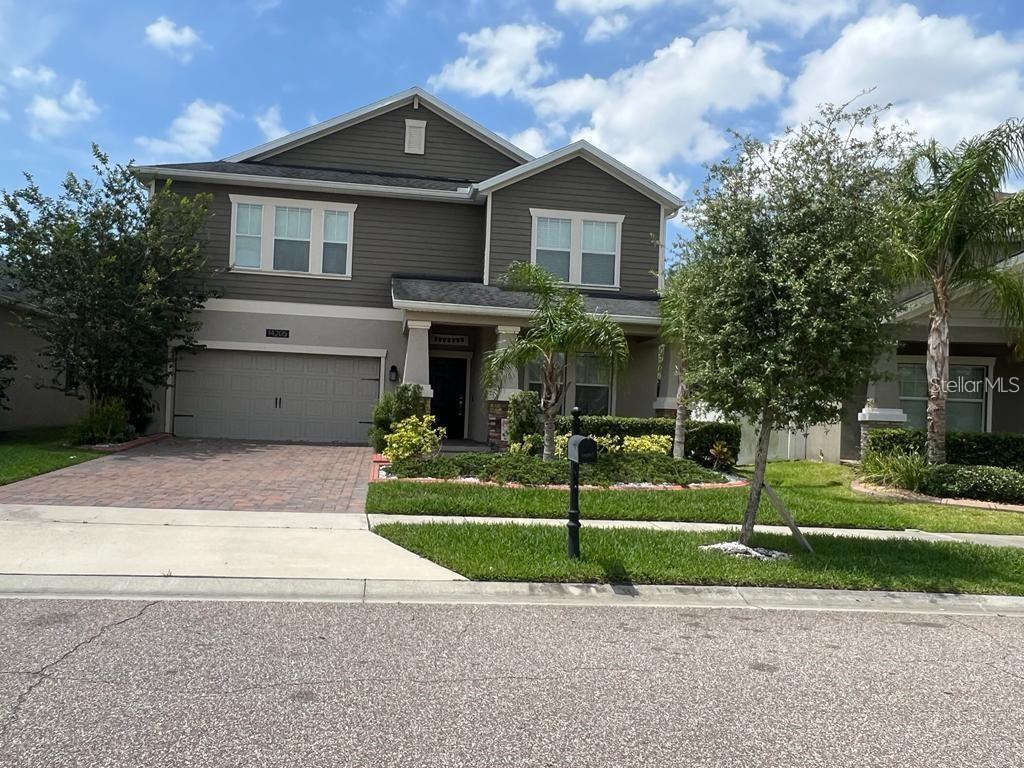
left=527, top=29, right=785, bottom=178
left=9, top=65, right=55, bottom=86
left=507, top=127, right=553, bottom=157
left=25, top=79, right=98, bottom=139
left=255, top=104, right=287, bottom=141
left=556, top=0, right=856, bottom=37
left=136, top=99, right=232, bottom=160
left=585, top=14, right=630, bottom=42
left=785, top=4, right=1024, bottom=146
left=144, top=17, right=201, bottom=62
left=428, top=23, right=562, bottom=98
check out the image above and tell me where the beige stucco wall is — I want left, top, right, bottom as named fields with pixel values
left=0, top=307, right=88, bottom=431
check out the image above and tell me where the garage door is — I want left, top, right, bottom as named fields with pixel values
left=173, top=349, right=381, bottom=443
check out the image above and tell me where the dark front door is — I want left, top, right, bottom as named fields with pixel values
left=429, top=356, right=467, bottom=440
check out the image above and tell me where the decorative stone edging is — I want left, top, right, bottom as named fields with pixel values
left=850, top=479, right=1024, bottom=514
left=369, top=456, right=748, bottom=491
left=86, top=432, right=171, bottom=453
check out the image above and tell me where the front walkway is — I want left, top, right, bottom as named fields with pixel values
left=367, top=514, right=1024, bottom=549
left=0, top=438, right=374, bottom=513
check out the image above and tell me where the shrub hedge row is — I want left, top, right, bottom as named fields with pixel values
left=535, top=416, right=740, bottom=468
left=386, top=451, right=724, bottom=487
left=866, top=428, right=1024, bottom=471
left=920, top=464, right=1024, bottom=505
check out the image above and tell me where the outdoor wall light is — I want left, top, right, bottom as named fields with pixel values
left=389, top=365, right=399, bottom=382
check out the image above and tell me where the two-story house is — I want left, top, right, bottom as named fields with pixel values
left=135, top=87, right=682, bottom=447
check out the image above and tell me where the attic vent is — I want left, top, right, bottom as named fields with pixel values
left=405, top=119, right=426, bottom=155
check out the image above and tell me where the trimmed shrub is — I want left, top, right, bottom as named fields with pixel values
left=71, top=398, right=132, bottom=445
left=386, top=451, right=723, bottom=487
left=537, top=415, right=740, bottom=468
left=383, top=414, right=444, bottom=462
left=507, top=391, right=541, bottom=445
left=622, top=434, right=672, bottom=455
left=866, top=428, right=1024, bottom=472
left=859, top=449, right=928, bottom=491
left=369, top=383, right=424, bottom=452
left=920, top=464, right=1024, bottom=504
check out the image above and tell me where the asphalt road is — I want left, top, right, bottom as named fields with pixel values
left=0, top=598, right=1021, bottom=767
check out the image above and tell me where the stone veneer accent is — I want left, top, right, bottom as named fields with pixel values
left=487, top=400, right=510, bottom=451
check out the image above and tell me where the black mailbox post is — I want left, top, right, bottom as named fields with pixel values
left=566, top=407, right=597, bottom=559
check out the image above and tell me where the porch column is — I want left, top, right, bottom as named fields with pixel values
left=858, top=345, right=907, bottom=457
left=403, top=320, right=433, bottom=400
left=653, top=343, right=680, bottom=418
left=487, top=325, right=521, bottom=450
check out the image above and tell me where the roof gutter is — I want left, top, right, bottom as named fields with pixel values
left=133, top=166, right=480, bottom=204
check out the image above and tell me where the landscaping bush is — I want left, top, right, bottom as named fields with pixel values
left=70, top=398, right=132, bottom=445
left=382, top=414, right=444, bottom=462
left=535, top=415, right=740, bottom=468
left=867, top=428, right=1024, bottom=472
left=920, top=464, right=1024, bottom=504
left=369, top=383, right=424, bottom=452
left=859, top=449, right=928, bottom=491
left=386, top=451, right=723, bottom=487
left=622, top=434, right=672, bottom=455
left=506, top=391, right=541, bottom=445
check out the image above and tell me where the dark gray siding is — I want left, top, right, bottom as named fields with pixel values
left=260, top=104, right=520, bottom=181
left=487, top=158, right=662, bottom=294
left=175, top=181, right=485, bottom=308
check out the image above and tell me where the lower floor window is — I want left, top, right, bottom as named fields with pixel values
left=525, top=353, right=611, bottom=416
left=898, top=361, right=988, bottom=432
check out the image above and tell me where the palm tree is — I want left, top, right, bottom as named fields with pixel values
left=659, top=264, right=689, bottom=459
left=891, top=120, right=1024, bottom=463
left=483, top=262, right=629, bottom=461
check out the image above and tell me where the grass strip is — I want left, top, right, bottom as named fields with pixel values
left=0, top=427, right=101, bottom=486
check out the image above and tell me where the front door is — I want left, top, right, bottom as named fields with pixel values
left=429, top=356, right=467, bottom=440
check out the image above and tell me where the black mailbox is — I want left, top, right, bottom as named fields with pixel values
left=567, top=435, right=598, bottom=464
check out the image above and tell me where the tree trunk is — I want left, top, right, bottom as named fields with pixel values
left=926, top=284, right=950, bottom=465
left=740, top=409, right=773, bottom=546
left=672, top=357, right=687, bottom=460
left=542, top=411, right=556, bottom=462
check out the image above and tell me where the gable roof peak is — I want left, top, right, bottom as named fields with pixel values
left=224, top=86, right=533, bottom=165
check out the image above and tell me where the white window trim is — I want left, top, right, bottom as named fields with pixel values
left=229, top=194, right=356, bottom=280
left=529, top=207, right=624, bottom=290
left=525, top=352, right=616, bottom=416
left=405, top=118, right=426, bottom=155
left=897, top=355, right=995, bottom=433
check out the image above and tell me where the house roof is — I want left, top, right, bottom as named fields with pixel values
left=133, top=161, right=476, bottom=202
left=391, top=277, right=661, bottom=325
left=896, top=249, right=1024, bottom=321
left=474, top=140, right=684, bottom=214
left=224, top=87, right=534, bottom=165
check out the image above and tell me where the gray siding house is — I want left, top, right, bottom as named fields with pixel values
left=136, top=88, right=682, bottom=446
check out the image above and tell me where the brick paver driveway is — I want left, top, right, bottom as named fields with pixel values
left=0, top=438, right=374, bottom=513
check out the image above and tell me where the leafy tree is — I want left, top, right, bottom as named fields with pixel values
left=673, top=103, right=906, bottom=547
left=483, top=262, right=629, bottom=461
left=889, top=121, right=1024, bottom=464
left=0, top=146, right=214, bottom=431
left=0, top=353, right=14, bottom=411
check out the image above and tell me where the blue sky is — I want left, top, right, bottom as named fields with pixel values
left=1, top=0, right=1023, bottom=202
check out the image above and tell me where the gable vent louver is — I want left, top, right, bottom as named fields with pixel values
left=405, top=119, right=426, bottom=155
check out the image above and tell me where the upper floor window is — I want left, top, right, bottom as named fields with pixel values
left=530, top=208, right=623, bottom=289
left=229, top=194, right=356, bottom=279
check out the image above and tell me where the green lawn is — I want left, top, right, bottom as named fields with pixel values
left=0, top=427, right=101, bottom=486
left=367, top=460, right=1024, bottom=535
left=376, top=523, right=1024, bottom=595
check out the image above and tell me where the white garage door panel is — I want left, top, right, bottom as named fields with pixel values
left=174, top=349, right=380, bottom=443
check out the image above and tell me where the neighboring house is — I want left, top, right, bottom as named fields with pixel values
left=135, top=87, right=682, bottom=446
left=0, top=293, right=88, bottom=431
left=740, top=255, right=1024, bottom=464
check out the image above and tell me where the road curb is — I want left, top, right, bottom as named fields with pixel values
left=1, top=574, right=1022, bottom=616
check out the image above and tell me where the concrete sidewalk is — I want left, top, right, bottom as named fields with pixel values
left=0, top=504, right=463, bottom=581
left=367, top=513, right=1024, bottom=549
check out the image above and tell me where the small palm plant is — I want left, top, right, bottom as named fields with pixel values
left=891, top=120, right=1024, bottom=464
left=483, top=262, right=629, bottom=461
